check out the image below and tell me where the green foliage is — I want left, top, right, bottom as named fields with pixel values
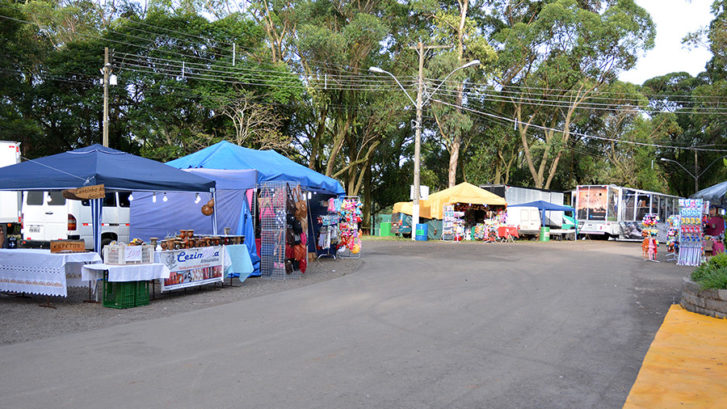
left=692, top=253, right=727, bottom=289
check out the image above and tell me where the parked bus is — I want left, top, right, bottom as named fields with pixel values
left=575, top=185, right=682, bottom=240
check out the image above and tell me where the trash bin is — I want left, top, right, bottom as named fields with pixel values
left=380, top=222, right=392, bottom=237
left=539, top=227, right=550, bottom=242
left=415, top=223, right=428, bottom=241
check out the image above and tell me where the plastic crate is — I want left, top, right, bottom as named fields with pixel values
left=135, top=281, right=150, bottom=307
left=102, top=280, right=136, bottom=309
left=103, top=244, right=154, bottom=265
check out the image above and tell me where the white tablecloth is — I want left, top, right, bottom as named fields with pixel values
left=81, top=263, right=171, bottom=282
left=0, top=249, right=102, bottom=297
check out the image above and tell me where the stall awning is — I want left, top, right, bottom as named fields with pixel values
left=0, top=144, right=216, bottom=192
left=167, top=141, right=345, bottom=195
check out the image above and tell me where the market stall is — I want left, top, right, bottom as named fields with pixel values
left=0, top=145, right=217, bottom=298
left=130, top=168, right=260, bottom=278
left=166, top=141, right=345, bottom=261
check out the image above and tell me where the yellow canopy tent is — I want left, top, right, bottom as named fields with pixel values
left=392, top=183, right=506, bottom=220
left=392, top=200, right=432, bottom=219
left=423, top=182, right=506, bottom=219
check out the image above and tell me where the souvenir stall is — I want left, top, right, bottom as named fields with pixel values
left=166, top=140, right=345, bottom=269
left=0, top=145, right=216, bottom=300
left=678, top=199, right=706, bottom=266
left=396, top=183, right=507, bottom=241
left=338, top=197, right=363, bottom=257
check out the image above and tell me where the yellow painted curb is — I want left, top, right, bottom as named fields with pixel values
left=623, top=304, right=727, bottom=408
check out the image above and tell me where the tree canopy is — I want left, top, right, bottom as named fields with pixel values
left=1, top=0, right=726, bottom=224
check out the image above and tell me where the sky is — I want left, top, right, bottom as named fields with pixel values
left=618, top=0, right=715, bottom=85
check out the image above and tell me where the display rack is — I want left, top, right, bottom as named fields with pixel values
left=442, top=205, right=455, bottom=241
left=678, top=199, right=704, bottom=266
left=259, top=181, right=299, bottom=279
left=317, top=201, right=339, bottom=259
left=337, top=196, right=362, bottom=258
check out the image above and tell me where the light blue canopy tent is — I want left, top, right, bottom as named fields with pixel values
left=508, top=200, right=577, bottom=231
left=166, top=140, right=345, bottom=195
left=166, top=141, right=346, bottom=256
left=130, top=168, right=261, bottom=276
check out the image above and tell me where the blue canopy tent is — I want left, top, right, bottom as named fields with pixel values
left=508, top=200, right=577, bottom=233
left=0, top=145, right=216, bottom=252
left=130, top=168, right=261, bottom=276
left=166, top=140, right=345, bottom=195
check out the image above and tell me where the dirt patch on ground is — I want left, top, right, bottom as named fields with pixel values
left=0, top=257, right=361, bottom=345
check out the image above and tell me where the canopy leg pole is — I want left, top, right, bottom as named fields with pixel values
left=91, top=198, right=103, bottom=253
left=212, top=188, right=218, bottom=235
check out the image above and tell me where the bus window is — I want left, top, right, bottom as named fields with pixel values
left=607, top=187, right=618, bottom=221
left=621, top=190, right=636, bottom=221
left=636, top=193, right=651, bottom=220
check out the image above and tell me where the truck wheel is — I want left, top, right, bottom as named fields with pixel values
left=101, top=238, right=113, bottom=249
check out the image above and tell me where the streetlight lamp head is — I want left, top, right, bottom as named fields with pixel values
left=660, top=158, right=668, bottom=162
left=463, top=60, right=480, bottom=68
left=368, top=66, right=385, bottom=73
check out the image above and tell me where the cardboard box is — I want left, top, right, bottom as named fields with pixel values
left=50, top=240, right=86, bottom=253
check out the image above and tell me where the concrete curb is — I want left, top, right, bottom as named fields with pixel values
left=680, top=277, right=727, bottom=319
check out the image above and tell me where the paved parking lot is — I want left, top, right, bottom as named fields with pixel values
left=0, top=240, right=690, bottom=408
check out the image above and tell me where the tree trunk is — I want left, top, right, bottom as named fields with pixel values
left=448, top=135, right=461, bottom=187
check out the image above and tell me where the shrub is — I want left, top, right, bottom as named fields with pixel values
left=691, top=253, right=727, bottom=289
left=698, top=267, right=727, bottom=290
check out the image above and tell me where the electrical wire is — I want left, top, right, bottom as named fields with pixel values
left=431, top=98, right=727, bottom=152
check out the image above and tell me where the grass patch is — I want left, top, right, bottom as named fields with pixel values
left=691, top=253, right=727, bottom=289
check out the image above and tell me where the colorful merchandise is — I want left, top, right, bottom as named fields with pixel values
left=666, top=215, right=680, bottom=254
left=678, top=199, right=704, bottom=266
left=338, top=197, right=362, bottom=255
left=641, top=214, right=659, bottom=261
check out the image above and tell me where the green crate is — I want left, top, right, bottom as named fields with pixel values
left=102, top=280, right=136, bottom=309
left=135, top=281, right=150, bottom=307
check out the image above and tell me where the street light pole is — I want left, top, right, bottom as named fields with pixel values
left=370, top=49, right=479, bottom=240
left=661, top=154, right=727, bottom=195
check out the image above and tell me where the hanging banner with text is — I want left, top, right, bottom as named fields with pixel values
left=158, top=246, right=224, bottom=292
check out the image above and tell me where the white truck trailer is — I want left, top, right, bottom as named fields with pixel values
left=0, top=141, right=21, bottom=247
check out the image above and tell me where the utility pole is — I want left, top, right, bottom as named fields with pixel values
left=369, top=45, right=478, bottom=241
left=102, top=47, right=110, bottom=147
left=408, top=42, right=451, bottom=240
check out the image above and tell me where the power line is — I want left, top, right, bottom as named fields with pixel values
left=431, top=98, right=727, bottom=152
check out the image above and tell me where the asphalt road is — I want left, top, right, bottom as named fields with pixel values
left=0, top=240, right=690, bottom=409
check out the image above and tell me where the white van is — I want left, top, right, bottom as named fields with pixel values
left=22, top=191, right=131, bottom=249
left=506, top=206, right=541, bottom=235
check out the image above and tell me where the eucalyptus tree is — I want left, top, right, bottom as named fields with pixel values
left=487, top=0, right=655, bottom=189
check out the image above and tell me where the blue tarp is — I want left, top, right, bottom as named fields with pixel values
left=130, top=168, right=261, bottom=275
left=166, top=141, right=345, bottom=195
left=0, top=144, right=216, bottom=192
left=509, top=200, right=576, bottom=226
